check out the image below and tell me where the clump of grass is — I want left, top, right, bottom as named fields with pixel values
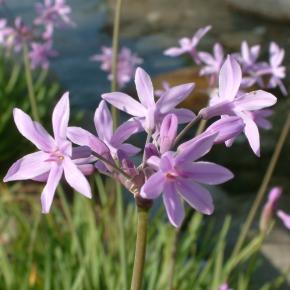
left=0, top=179, right=288, bottom=290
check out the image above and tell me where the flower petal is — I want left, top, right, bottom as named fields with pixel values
left=164, top=47, right=185, bottom=57
left=177, top=179, right=214, bottom=215
left=235, top=91, right=277, bottom=111
left=13, top=108, right=55, bottom=151
left=4, top=151, right=51, bottom=182
left=146, top=156, right=161, bottom=171
left=156, top=83, right=195, bottom=114
left=277, top=210, right=290, bottom=230
left=102, top=92, right=146, bottom=117
left=63, top=157, right=92, bottom=198
left=94, top=100, right=113, bottom=142
left=163, top=182, right=184, bottom=227
left=140, top=171, right=165, bottom=199
left=244, top=117, right=260, bottom=157
left=176, top=132, right=217, bottom=164
left=159, top=113, right=178, bottom=154
left=178, top=161, right=233, bottom=185
left=111, top=118, right=143, bottom=146
left=67, top=127, right=109, bottom=155
left=41, top=164, right=63, bottom=213
left=117, top=143, right=141, bottom=156
left=170, top=108, right=195, bottom=123
left=219, top=56, right=242, bottom=101
left=135, top=67, right=155, bottom=108
left=52, top=92, right=70, bottom=144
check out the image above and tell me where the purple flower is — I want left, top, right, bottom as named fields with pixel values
left=260, top=187, right=282, bottom=232
left=219, top=283, right=233, bottom=290
left=102, top=67, right=195, bottom=133
left=93, top=100, right=142, bottom=159
left=267, top=42, right=287, bottom=95
left=3, top=92, right=92, bottom=213
left=35, top=0, right=74, bottom=30
left=164, top=25, right=211, bottom=63
left=29, top=41, right=58, bottom=69
left=5, top=17, right=33, bottom=52
left=198, top=43, right=224, bottom=86
left=141, top=133, right=233, bottom=227
left=0, top=19, right=10, bottom=46
left=91, top=46, right=143, bottom=88
left=277, top=210, right=290, bottom=230
left=199, top=56, right=277, bottom=156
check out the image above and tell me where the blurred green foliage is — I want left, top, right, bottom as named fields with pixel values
left=0, top=178, right=289, bottom=290
left=0, top=52, right=60, bottom=175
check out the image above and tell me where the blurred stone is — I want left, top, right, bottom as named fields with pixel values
left=221, top=31, right=264, bottom=50
left=152, top=67, right=209, bottom=112
left=226, top=0, right=290, bottom=22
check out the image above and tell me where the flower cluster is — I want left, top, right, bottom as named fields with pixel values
left=3, top=54, right=278, bottom=227
left=164, top=26, right=287, bottom=95
left=0, top=0, right=73, bottom=69
left=91, top=46, right=143, bottom=88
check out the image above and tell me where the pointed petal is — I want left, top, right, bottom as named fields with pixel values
left=140, top=171, right=165, bottom=199
left=205, top=116, right=244, bottom=143
left=163, top=182, right=184, bottom=227
left=177, top=179, right=214, bottom=215
left=117, top=143, right=141, bottom=156
left=135, top=67, right=155, bottom=107
left=178, top=161, right=233, bottom=185
left=13, top=108, right=55, bottom=151
left=146, top=156, right=161, bottom=171
left=63, top=157, right=92, bottom=198
left=277, top=210, right=290, bottom=230
left=94, top=100, right=113, bottom=142
left=244, top=118, right=260, bottom=157
left=67, top=127, right=109, bottom=155
left=235, top=91, right=277, bottom=111
left=4, top=151, right=51, bottom=182
left=169, top=108, right=195, bottom=123
left=41, top=164, right=63, bottom=213
left=159, top=113, right=178, bottom=154
left=111, top=118, right=143, bottom=146
left=164, top=47, right=185, bottom=57
left=52, top=92, right=70, bottom=144
left=219, top=56, right=242, bottom=101
left=102, top=92, right=146, bottom=117
left=157, top=83, right=195, bottom=114
left=176, top=132, right=217, bottom=164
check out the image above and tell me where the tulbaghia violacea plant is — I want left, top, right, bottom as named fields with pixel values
left=3, top=59, right=280, bottom=289
left=91, top=46, right=143, bottom=88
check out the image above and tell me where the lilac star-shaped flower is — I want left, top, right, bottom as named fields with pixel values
left=102, top=67, right=195, bottom=133
left=3, top=93, right=92, bottom=213
left=141, top=133, right=233, bottom=227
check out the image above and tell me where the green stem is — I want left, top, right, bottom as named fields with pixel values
left=130, top=206, right=149, bottom=290
left=22, top=43, right=40, bottom=122
left=231, top=113, right=290, bottom=258
left=173, top=114, right=202, bottom=147
left=111, top=0, right=123, bottom=129
left=110, top=3, right=128, bottom=288
left=116, top=183, right=128, bottom=290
